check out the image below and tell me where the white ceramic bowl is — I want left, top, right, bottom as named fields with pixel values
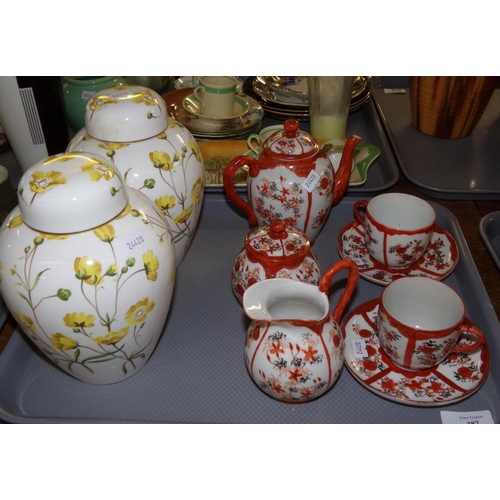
left=84, top=85, right=169, bottom=142
left=18, top=152, right=128, bottom=234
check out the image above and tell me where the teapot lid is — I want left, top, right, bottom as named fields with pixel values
left=17, top=152, right=129, bottom=234
left=263, top=119, right=318, bottom=157
left=246, top=219, right=310, bottom=261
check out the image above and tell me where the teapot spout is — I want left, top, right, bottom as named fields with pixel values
left=332, top=135, right=362, bottom=205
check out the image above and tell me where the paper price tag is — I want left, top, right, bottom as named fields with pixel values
left=81, top=90, right=96, bottom=100
left=351, top=339, right=368, bottom=359
left=109, top=89, right=133, bottom=99
left=119, top=229, right=151, bottom=255
left=383, top=88, right=407, bottom=94
left=440, top=410, right=494, bottom=424
left=301, top=170, right=320, bottom=193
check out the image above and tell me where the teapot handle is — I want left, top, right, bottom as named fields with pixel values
left=319, top=258, right=359, bottom=324
left=223, top=156, right=259, bottom=226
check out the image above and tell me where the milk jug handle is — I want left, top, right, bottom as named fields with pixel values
left=223, top=156, right=259, bottom=226
left=319, top=258, right=359, bottom=324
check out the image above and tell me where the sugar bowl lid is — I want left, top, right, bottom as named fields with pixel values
left=263, top=119, right=318, bottom=157
left=17, top=152, right=129, bottom=234
left=246, top=219, right=311, bottom=261
left=85, top=85, right=168, bottom=142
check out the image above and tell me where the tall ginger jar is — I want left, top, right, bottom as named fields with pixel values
left=67, top=85, right=204, bottom=267
left=0, top=152, right=176, bottom=385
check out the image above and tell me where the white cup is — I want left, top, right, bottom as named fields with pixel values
left=193, top=76, right=237, bottom=118
left=247, top=125, right=284, bottom=155
left=354, top=193, right=436, bottom=269
left=378, top=277, right=486, bottom=371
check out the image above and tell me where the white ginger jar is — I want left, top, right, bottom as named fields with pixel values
left=0, top=152, right=176, bottom=385
left=66, top=85, right=204, bottom=267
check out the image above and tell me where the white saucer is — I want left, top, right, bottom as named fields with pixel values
left=342, top=299, right=490, bottom=407
left=338, top=220, right=459, bottom=285
left=182, top=95, right=250, bottom=123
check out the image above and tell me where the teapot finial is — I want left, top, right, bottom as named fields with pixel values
left=284, top=119, right=300, bottom=138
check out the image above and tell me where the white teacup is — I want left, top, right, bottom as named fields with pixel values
left=377, top=277, right=486, bottom=371
left=193, top=76, right=237, bottom=118
left=354, top=193, right=436, bottom=269
left=247, top=125, right=284, bottom=155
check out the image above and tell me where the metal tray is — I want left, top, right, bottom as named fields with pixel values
left=372, top=86, right=500, bottom=200
left=1, top=194, right=499, bottom=423
left=480, top=211, right=500, bottom=270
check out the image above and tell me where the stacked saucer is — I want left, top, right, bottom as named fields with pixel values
left=162, top=87, right=264, bottom=141
left=243, top=76, right=372, bottom=121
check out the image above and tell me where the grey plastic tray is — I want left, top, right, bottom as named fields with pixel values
left=480, top=211, right=500, bottom=270
left=372, top=86, right=500, bottom=200
left=1, top=194, right=499, bottom=423
left=261, top=98, right=399, bottom=194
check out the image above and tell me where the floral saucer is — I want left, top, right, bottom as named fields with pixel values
left=266, top=76, right=309, bottom=100
left=338, top=220, right=459, bottom=285
left=182, top=95, right=250, bottom=123
left=342, top=299, right=490, bottom=406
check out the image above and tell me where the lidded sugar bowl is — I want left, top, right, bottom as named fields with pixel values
left=232, top=219, right=321, bottom=304
left=0, top=152, right=176, bottom=384
left=67, top=85, right=204, bottom=267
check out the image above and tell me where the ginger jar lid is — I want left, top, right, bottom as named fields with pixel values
left=246, top=220, right=310, bottom=261
left=263, top=119, right=318, bottom=158
left=85, top=85, right=168, bottom=142
left=17, top=152, right=129, bottom=234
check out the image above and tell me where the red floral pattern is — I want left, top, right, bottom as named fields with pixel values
left=246, top=324, right=344, bottom=402
left=338, top=220, right=459, bottom=285
left=341, top=299, right=490, bottom=406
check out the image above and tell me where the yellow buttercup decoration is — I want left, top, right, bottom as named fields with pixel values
left=88, top=94, right=119, bottom=111
left=125, top=297, right=155, bottom=325
left=191, top=177, right=203, bottom=202
left=143, top=250, right=159, bottom=282
left=155, top=194, right=176, bottom=212
left=13, top=311, right=36, bottom=332
left=131, top=90, right=157, bottom=106
left=94, top=224, right=115, bottom=243
left=63, top=312, right=95, bottom=329
left=51, top=333, right=78, bottom=351
left=81, top=158, right=115, bottom=181
left=93, top=327, right=129, bottom=345
left=150, top=150, right=173, bottom=171
left=29, top=170, right=67, bottom=194
left=74, top=257, right=103, bottom=285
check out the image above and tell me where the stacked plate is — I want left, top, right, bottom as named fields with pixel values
left=162, top=84, right=264, bottom=141
left=243, top=76, right=372, bottom=121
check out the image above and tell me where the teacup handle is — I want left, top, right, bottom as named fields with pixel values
left=247, top=134, right=261, bottom=155
left=451, top=325, right=486, bottom=354
left=319, top=258, right=359, bottom=324
left=353, top=200, right=368, bottom=225
left=193, top=85, right=205, bottom=108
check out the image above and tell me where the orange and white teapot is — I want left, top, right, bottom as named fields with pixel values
left=223, top=119, right=361, bottom=243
